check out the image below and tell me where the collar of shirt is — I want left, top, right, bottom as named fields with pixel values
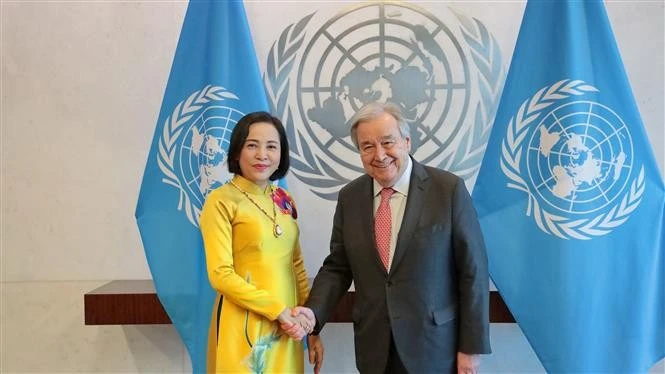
left=373, top=156, right=413, bottom=198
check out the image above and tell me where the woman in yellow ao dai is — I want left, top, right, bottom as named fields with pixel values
left=199, top=112, right=319, bottom=373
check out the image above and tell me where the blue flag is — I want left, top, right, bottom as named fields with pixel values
left=135, top=1, right=268, bottom=372
left=472, top=1, right=664, bottom=372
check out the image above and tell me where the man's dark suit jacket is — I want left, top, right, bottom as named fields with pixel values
left=306, top=158, right=491, bottom=373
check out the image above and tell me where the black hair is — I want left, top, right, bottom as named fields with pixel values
left=227, top=111, right=290, bottom=180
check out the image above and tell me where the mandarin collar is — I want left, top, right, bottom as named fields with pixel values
left=232, top=175, right=272, bottom=196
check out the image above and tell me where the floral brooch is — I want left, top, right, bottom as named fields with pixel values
left=272, top=188, right=298, bottom=219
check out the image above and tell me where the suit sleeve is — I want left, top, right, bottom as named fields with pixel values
left=305, top=195, right=354, bottom=333
left=451, top=178, right=491, bottom=354
left=200, top=193, right=286, bottom=321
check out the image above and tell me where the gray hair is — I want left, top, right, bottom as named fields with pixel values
left=349, top=102, right=411, bottom=148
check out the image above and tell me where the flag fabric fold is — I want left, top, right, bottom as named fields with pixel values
left=473, top=1, right=664, bottom=372
left=135, top=1, right=269, bottom=372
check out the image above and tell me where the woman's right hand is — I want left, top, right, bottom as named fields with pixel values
left=278, top=307, right=307, bottom=340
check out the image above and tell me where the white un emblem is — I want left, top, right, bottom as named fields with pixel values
left=157, top=85, right=243, bottom=227
left=264, top=2, right=504, bottom=199
left=500, top=79, right=645, bottom=240
left=528, top=101, right=631, bottom=214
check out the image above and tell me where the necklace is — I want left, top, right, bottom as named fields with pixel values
left=229, top=180, right=283, bottom=238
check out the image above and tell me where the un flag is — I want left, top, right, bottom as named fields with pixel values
left=135, top=1, right=268, bottom=372
left=473, top=1, right=665, bottom=372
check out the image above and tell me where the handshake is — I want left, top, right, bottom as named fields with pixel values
left=277, top=306, right=316, bottom=341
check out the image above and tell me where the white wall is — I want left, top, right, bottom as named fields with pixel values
left=1, top=1, right=663, bottom=372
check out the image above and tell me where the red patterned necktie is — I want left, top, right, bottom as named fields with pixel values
left=375, top=187, right=395, bottom=270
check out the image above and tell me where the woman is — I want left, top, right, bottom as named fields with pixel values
left=200, top=112, right=323, bottom=373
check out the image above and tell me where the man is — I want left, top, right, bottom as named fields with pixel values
left=290, top=102, right=491, bottom=373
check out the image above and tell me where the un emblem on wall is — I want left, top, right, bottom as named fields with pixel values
left=500, top=79, right=645, bottom=240
left=265, top=2, right=504, bottom=199
left=157, top=85, right=243, bottom=226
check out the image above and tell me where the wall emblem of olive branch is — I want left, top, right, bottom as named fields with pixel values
left=264, top=2, right=504, bottom=199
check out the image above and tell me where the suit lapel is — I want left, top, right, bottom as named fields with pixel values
left=390, top=159, right=428, bottom=274
left=355, top=176, right=387, bottom=273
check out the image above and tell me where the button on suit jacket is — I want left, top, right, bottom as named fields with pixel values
left=306, top=159, right=491, bottom=373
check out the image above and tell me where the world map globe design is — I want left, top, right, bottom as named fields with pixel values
left=295, top=2, right=471, bottom=173
left=178, top=106, right=244, bottom=208
left=527, top=101, right=633, bottom=214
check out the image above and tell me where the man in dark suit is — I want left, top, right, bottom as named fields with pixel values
left=291, top=102, right=491, bottom=373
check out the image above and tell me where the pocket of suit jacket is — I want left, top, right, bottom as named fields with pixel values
left=431, top=304, right=457, bottom=325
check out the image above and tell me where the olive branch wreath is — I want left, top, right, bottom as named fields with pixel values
left=157, top=85, right=238, bottom=227
left=499, top=79, right=644, bottom=240
left=443, top=10, right=504, bottom=180
left=263, top=12, right=350, bottom=200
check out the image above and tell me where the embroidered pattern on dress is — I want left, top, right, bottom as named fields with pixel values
left=244, top=330, right=281, bottom=374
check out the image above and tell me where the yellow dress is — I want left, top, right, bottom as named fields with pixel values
left=200, top=175, right=310, bottom=373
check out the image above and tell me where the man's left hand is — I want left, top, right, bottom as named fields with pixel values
left=457, top=352, right=479, bottom=374
left=307, top=335, right=324, bottom=374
